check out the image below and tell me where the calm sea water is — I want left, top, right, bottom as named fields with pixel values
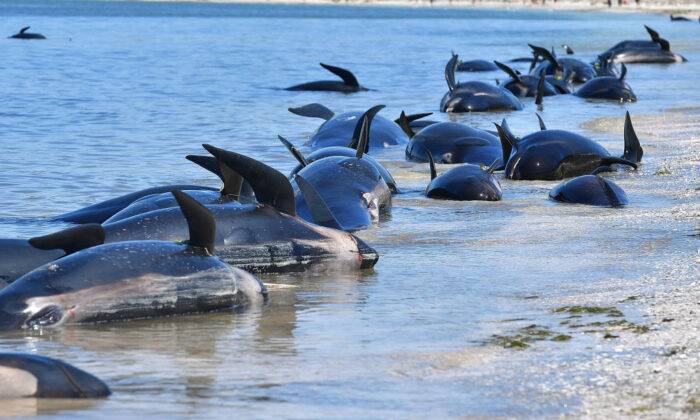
left=0, top=1, right=698, bottom=417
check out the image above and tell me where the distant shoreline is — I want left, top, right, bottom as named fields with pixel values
left=134, top=0, right=700, bottom=16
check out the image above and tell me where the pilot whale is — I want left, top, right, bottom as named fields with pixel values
left=9, top=27, right=46, bottom=40
left=285, top=63, right=368, bottom=92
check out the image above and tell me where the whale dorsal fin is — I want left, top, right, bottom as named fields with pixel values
left=287, top=103, right=334, bottom=121
left=619, top=63, right=627, bottom=81
left=656, top=37, right=671, bottom=51
left=494, top=119, right=518, bottom=165
left=20, top=26, right=30, bottom=34
left=623, top=111, right=643, bottom=163
left=644, top=25, right=660, bottom=41
left=186, top=155, right=244, bottom=199
left=445, top=54, right=458, bottom=91
left=294, top=174, right=343, bottom=230
left=425, top=148, right=437, bottom=181
left=319, top=63, right=359, bottom=87
left=172, top=190, right=216, bottom=255
left=535, top=73, right=546, bottom=107
left=396, top=111, right=416, bottom=138
left=202, top=145, right=296, bottom=216
left=348, top=104, right=385, bottom=153
left=487, top=158, right=502, bottom=174
left=536, top=113, right=547, bottom=131
left=529, top=44, right=560, bottom=71
left=277, top=135, right=308, bottom=167
left=562, top=44, right=574, bottom=55
left=29, top=224, right=105, bottom=255
left=594, top=175, right=624, bottom=208
left=396, top=112, right=432, bottom=125
left=494, top=61, right=521, bottom=83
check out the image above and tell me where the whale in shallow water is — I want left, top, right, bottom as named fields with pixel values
left=494, top=61, right=558, bottom=98
left=0, top=191, right=267, bottom=330
left=424, top=150, right=502, bottom=201
left=456, top=58, right=498, bottom=72
left=103, top=155, right=254, bottom=223
left=596, top=25, right=686, bottom=64
left=292, top=106, right=392, bottom=232
left=285, top=63, right=368, bottom=92
left=528, top=44, right=596, bottom=84
left=0, top=353, right=110, bottom=399
left=399, top=114, right=502, bottom=167
left=288, top=103, right=408, bottom=149
left=549, top=174, right=628, bottom=207
left=495, top=114, right=640, bottom=180
left=280, top=106, right=399, bottom=193
left=441, top=54, right=523, bottom=113
left=9, top=27, right=45, bottom=40
left=574, top=64, right=637, bottom=102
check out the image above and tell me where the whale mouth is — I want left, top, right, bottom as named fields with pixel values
left=353, top=236, right=379, bottom=269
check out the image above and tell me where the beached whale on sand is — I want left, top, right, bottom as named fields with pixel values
left=0, top=354, right=110, bottom=399
left=285, top=63, right=368, bottom=92
left=288, top=103, right=408, bottom=149
left=424, top=150, right=502, bottom=201
left=9, top=27, right=46, bottom=40
left=495, top=113, right=641, bottom=180
left=0, top=191, right=267, bottom=330
left=441, top=54, right=523, bottom=113
left=549, top=174, right=628, bottom=207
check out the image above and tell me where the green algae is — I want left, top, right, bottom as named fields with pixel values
left=553, top=306, right=624, bottom=317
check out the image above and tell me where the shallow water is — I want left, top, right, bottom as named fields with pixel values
left=0, top=1, right=698, bottom=417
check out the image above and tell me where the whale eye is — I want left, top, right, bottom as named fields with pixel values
left=25, top=305, right=65, bottom=329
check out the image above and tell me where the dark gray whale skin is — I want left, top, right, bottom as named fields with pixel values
left=456, top=59, right=498, bottom=72
left=441, top=81, right=523, bottom=113
left=304, top=112, right=408, bottom=149
left=9, top=27, right=45, bottom=40
left=52, top=185, right=218, bottom=224
left=574, top=76, right=637, bottom=102
left=549, top=175, right=628, bottom=207
left=405, top=122, right=502, bottom=166
left=0, top=241, right=263, bottom=330
left=0, top=353, right=110, bottom=399
left=426, top=164, right=502, bottom=201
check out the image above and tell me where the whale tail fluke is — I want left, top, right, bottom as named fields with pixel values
left=294, top=174, right=343, bottom=231
left=287, top=103, right=334, bottom=121
left=202, top=144, right=296, bottom=216
left=622, top=111, right=643, bottom=163
left=28, top=224, right=105, bottom=255
left=171, top=190, right=216, bottom=255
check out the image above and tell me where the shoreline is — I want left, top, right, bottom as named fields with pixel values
left=133, top=0, right=700, bottom=15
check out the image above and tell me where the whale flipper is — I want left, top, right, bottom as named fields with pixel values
left=494, top=61, right=521, bottom=83
left=172, top=190, right=216, bottom=254
left=287, top=103, right=335, bottom=121
left=536, top=113, right=547, bottom=131
left=320, top=63, right=359, bottom=88
left=347, top=105, right=385, bottom=153
left=28, top=224, right=105, bottom=255
left=202, top=145, right=296, bottom=216
left=278, top=135, right=308, bottom=167
left=294, top=174, right=343, bottom=230
left=600, top=156, right=638, bottom=170
left=396, top=112, right=433, bottom=125
left=622, top=111, right=643, bottom=163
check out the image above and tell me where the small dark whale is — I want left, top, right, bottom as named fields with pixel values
left=424, top=150, right=502, bottom=201
left=280, top=105, right=399, bottom=193
left=529, top=44, right=596, bottom=83
left=495, top=114, right=639, bottom=180
left=456, top=59, right=498, bottom=72
left=0, top=353, right=110, bottom=399
left=670, top=14, right=691, bottom=22
left=293, top=108, right=392, bottom=232
left=549, top=174, right=628, bottom=207
left=9, top=27, right=46, bottom=40
left=494, top=61, right=558, bottom=98
left=288, top=103, right=408, bottom=149
left=574, top=63, right=637, bottom=102
left=285, top=63, right=367, bottom=92
left=441, top=54, right=523, bottom=113
left=399, top=113, right=502, bottom=166
left=0, top=191, right=266, bottom=330
left=103, top=155, right=254, bottom=223
left=53, top=184, right=218, bottom=224
left=597, top=25, right=686, bottom=64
